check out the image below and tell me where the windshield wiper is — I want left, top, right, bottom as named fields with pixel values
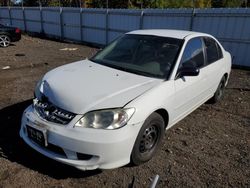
left=128, top=69, right=163, bottom=79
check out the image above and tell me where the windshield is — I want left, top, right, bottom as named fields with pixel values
left=91, top=34, right=183, bottom=79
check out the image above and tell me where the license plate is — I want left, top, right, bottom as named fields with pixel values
left=27, top=125, right=47, bottom=147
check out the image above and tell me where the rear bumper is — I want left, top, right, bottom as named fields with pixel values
left=11, top=33, right=21, bottom=42
left=20, top=105, right=142, bottom=170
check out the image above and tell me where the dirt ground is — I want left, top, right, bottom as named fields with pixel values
left=0, top=35, right=249, bottom=188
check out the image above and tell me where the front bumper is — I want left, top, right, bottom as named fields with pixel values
left=20, top=105, right=142, bottom=170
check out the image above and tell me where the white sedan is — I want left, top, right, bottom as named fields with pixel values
left=20, top=29, right=231, bottom=170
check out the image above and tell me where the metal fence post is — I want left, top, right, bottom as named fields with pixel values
left=80, top=8, right=83, bottom=41
left=189, top=8, right=195, bottom=31
left=8, top=6, right=12, bottom=26
left=60, top=7, right=64, bottom=39
left=105, top=9, right=109, bottom=45
left=22, top=7, right=27, bottom=32
left=140, top=10, right=144, bottom=29
left=40, top=6, right=44, bottom=33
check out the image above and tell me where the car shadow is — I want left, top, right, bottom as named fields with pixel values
left=0, top=43, right=16, bottom=48
left=0, top=100, right=102, bottom=179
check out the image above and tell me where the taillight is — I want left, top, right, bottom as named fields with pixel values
left=15, top=28, right=21, bottom=33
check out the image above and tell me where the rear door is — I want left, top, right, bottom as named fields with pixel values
left=202, top=37, right=224, bottom=94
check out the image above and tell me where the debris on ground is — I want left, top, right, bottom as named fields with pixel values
left=2, top=66, right=10, bottom=70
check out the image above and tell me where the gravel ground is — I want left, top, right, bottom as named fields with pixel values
left=0, top=35, right=249, bottom=188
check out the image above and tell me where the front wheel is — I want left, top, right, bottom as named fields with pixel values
left=0, top=34, right=11, bottom=47
left=131, top=112, right=165, bottom=165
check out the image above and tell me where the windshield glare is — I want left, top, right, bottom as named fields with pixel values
left=91, top=34, right=182, bottom=79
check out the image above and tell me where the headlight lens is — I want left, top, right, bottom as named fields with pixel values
left=75, top=108, right=135, bottom=129
left=34, top=79, right=42, bottom=99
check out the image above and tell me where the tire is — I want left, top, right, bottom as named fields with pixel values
left=210, top=76, right=226, bottom=104
left=131, top=112, right=165, bottom=165
left=0, top=34, right=11, bottom=47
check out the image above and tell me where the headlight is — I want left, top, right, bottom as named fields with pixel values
left=75, top=108, right=135, bottom=130
left=34, top=79, right=42, bottom=99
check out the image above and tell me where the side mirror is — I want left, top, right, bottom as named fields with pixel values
left=176, top=65, right=200, bottom=79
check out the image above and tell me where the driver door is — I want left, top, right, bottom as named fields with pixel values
left=172, top=37, right=208, bottom=123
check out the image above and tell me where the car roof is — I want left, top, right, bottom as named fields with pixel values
left=127, top=29, right=209, bottom=39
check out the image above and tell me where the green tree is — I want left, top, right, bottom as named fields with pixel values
left=23, top=0, right=39, bottom=6
left=128, top=0, right=211, bottom=9
left=14, top=0, right=247, bottom=8
left=212, top=0, right=243, bottom=7
left=224, top=0, right=242, bottom=7
left=86, top=0, right=128, bottom=8
left=211, top=0, right=223, bottom=7
left=0, top=0, right=8, bottom=6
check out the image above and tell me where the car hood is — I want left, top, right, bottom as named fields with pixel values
left=39, top=59, right=162, bottom=114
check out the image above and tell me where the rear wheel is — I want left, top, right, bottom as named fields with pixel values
left=0, top=34, right=11, bottom=47
left=131, top=112, right=165, bottom=165
left=210, top=76, right=226, bottom=103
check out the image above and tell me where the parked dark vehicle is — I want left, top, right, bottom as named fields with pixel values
left=0, top=24, right=21, bottom=47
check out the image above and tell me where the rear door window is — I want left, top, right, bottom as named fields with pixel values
left=204, top=37, right=223, bottom=65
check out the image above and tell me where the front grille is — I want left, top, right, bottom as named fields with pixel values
left=33, top=98, right=75, bottom=125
